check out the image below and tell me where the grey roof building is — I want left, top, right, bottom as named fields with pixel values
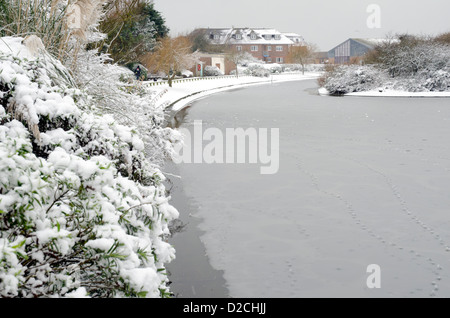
left=328, top=38, right=388, bottom=64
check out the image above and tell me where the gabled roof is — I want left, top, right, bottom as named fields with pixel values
left=328, top=38, right=398, bottom=52
left=352, top=38, right=384, bottom=48
left=201, top=27, right=296, bottom=45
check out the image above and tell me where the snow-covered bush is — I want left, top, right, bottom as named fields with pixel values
left=243, top=64, right=270, bottom=77
left=379, top=42, right=450, bottom=92
left=322, top=65, right=386, bottom=95
left=68, top=49, right=179, bottom=167
left=282, top=64, right=309, bottom=73
left=0, top=37, right=178, bottom=298
left=266, top=64, right=282, bottom=74
left=420, top=69, right=450, bottom=92
left=380, top=42, right=450, bottom=78
left=204, top=65, right=223, bottom=76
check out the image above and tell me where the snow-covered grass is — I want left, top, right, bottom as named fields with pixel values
left=0, top=37, right=179, bottom=298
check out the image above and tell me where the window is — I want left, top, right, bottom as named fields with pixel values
left=250, top=45, right=258, bottom=52
left=274, top=34, right=281, bottom=40
left=276, top=46, right=283, bottom=51
left=235, top=34, right=242, bottom=40
left=250, top=33, right=257, bottom=40
left=267, top=57, right=272, bottom=62
left=276, top=57, right=283, bottom=63
left=264, top=35, right=271, bottom=40
left=236, top=45, right=242, bottom=51
left=267, top=45, right=272, bottom=51
left=213, top=34, right=219, bottom=40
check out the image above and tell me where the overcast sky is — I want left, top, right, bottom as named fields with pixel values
left=153, top=0, right=450, bottom=51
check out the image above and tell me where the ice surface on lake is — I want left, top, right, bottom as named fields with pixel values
left=173, top=80, right=450, bottom=297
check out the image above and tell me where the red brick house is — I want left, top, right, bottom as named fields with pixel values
left=194, top=27, right=304, bottom=64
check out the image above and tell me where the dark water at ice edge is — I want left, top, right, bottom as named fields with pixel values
left=164, top=160, right=230, bottom=298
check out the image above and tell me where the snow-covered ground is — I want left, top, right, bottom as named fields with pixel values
left=347, top=90, right=450, bottom=97
left=148, top=72, right=322, bottom=112
left=319, top=87, right=450, bottom=97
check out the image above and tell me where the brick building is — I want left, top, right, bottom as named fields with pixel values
left=194, top=27, right=304, bottom=64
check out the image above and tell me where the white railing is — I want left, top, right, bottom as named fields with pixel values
left=144, top=75, right=253, bottom=86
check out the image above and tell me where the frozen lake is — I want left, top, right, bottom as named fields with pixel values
left=165, top=79, right=450, bottom=298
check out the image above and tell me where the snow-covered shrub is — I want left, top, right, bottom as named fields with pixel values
left=266, top=64, right=282, bottom=74
left=380, top=42, right=450, bottom=78
left=243, top=64, right=270, bottom=77
left=421, top=69, right=450, bottom=91
left=0, top=37, right=178, bottom=298
left=66, top=47, right=179, bottom=167
left=362, top=35, right=450, bottom=92
left=283, top=63, right=324, bottom=73
left=322, top=65, right=386, bottom=95
left=305, top=64, right=325, bottom=72
left=204, top=65, right=223, bottom=76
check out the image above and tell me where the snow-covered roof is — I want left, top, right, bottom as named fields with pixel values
left=352, top=38, right=391, bottom=48
left=203, top=28, right=298, bottom=45
left=329, top=38, right=400, bottom=52
left=282, top=32, right=306, bottom=45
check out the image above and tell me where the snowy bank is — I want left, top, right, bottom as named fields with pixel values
left=318, top=87, right=450, bottom=97
left=149, top=72, right=322, bottom=112
left=346, top=89, right=450, bottom=97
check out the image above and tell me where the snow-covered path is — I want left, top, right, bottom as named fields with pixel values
left=148, top=72, right=321, bottom=112
left=167, top=79, right=450, bottom=297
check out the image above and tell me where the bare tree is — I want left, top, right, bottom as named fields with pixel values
left=143, top=36, right=197, bottom=87
left=286, top=42, right=318, bottom=74
left=226, top=50, right=244, bottom=78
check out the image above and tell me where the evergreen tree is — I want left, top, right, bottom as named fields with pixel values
left=99, top=0, right=169, bottom=64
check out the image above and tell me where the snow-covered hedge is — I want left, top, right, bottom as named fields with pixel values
left=0, top=37, right=178, bottom=297
left=283, top=64, right=324, bottom=73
